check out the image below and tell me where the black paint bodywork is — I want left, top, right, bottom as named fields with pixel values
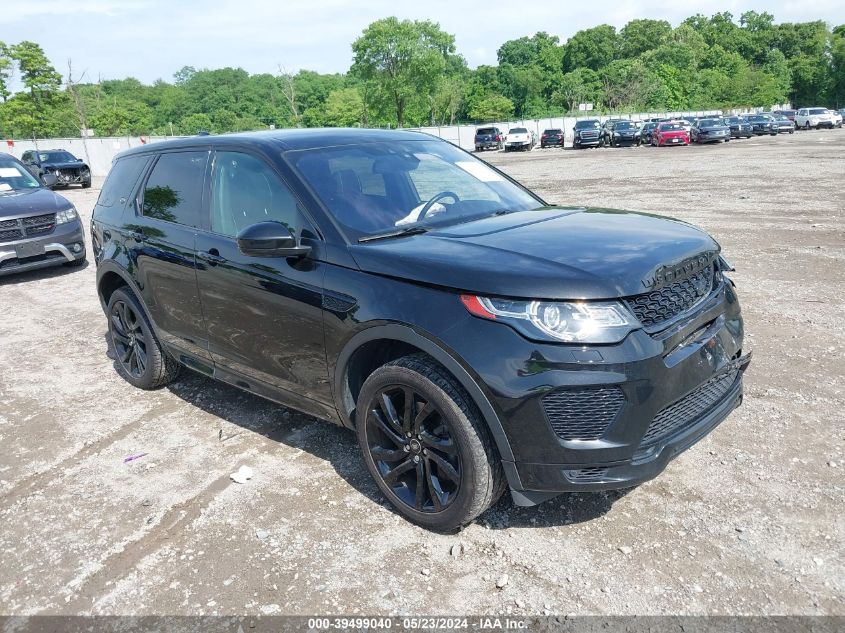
left=92, top=129, right=748, bottom=506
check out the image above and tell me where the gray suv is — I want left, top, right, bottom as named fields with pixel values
left=0, top=153, right=86, bottom=276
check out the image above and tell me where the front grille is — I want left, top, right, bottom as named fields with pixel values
left=580, top=131, right=599, bottom=139
left=641, top=369, right=739, bottom=445
left=565, top=467, right=609, bottom=483
left=0, top=214, right=57, bottom=243
left=626, top=265, right=717, bottom=329
left=0, top=228, right=24, bottom=243
left=543, top=386, right=625, bottom=441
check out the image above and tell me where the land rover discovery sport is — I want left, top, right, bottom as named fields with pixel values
left=92, top=129, right=750, bottom=531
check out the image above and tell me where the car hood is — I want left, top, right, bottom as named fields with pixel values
left=0, top=187, right=74, bottom=218
left=42, top=161, right=88, bottom=170
left=348, top=208, right=720, bottom=300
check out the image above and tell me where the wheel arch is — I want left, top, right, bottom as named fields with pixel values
left=96, top=261, right=153, bottom=323
left=334, top=324, right=516, bottom=466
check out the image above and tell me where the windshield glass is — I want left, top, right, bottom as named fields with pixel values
left=39, top=151, right=77, bottom=163
left=543, top=129, right=561, bottom=134
left=614, top=121, right=635, bottom=129
left=508, top=128, right=528, bottom=134
left=476, top=128, right=496, bottom=135
left=747, top=115, right=768, bottom=122
left=289, top=140, right=543, bottom=241
left=699, top=119, right=721, bottom=126
left=808, top=108, right=827, bottom=115
left=574, top=120, right=600, bottom=129
left=0, top=158, right=42, bottom=192
left=658, top=123, right=684, bottom=131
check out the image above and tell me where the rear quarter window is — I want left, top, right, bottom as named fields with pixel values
left=97, top=155, right=151, bottom=208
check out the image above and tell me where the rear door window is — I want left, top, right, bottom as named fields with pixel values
left=141, top=151, right=209, bottom=227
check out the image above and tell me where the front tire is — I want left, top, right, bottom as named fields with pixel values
left=107, top=287, right=179, bottom=390
left=356, top=354, right=505, bottom=532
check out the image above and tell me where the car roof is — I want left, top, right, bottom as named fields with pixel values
left=116, top=128, right=434, bottom=160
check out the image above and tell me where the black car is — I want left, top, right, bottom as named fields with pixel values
left=474, top=127, right=503, bottom=152
left=22, top=149, right=92, bottom=189
left=0, top=153, right=86, bottom=276
left=743, top=114, right=777, bottom=136
left=691, top=118, right=731, bottom=143
left=604, top=120, right=641, bottom=147
left=771, top=114, right=796, bottom=134
left=540, top=129, right=564, bottom=148
left=723, top=116, right=753, bottom=139
left=92, top=129, right=749, bottom=531
left=639, top=122, right=658, bottom=144
left=572, top=119, right=603, bottom=148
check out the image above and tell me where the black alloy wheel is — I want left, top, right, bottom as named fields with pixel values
left=365, top=385, right=461, bottom=513
left=106, top=287, right=179, bottom=389
left=356, top=354, right=505, bottom=531
left=110, top=298, right=147, bottom=379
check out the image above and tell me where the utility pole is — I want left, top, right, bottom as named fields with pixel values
left=67, top=60, right=92, bottom=174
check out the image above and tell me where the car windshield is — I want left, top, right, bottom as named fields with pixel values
left=0, top=158, right=42, bottom=192
left=775, top=115, right=789, bottom=121
left=543, top=129, right=561, bottom=134
left=614, top=122, right=635, bottom=129
left=747, top=116, right=767, bottom=122
left=574, top=120, right=600, bottom=129
left=808, top=108, right=827, bottom=115
left=699, top=119, right=721, bottom=126
left=509, top=128, right=528, bottom=134
left=476, top=128, right=496, bottom=135
left=39, top=151, right=77, bottom=163
left=726, top=117, right=741, bottom=123
left=288, top=140, right=543, bottom=241
left=659, top=123, right=684, bottom=131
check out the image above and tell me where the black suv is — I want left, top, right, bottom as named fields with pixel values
left=22, top=149, right=92, bottom=189
left=572, top=119, right=603, bottom=148
left=603, top=120, right=641, bottom=147
left=92, top=129, right=750, bottom=531
left=0, top=153, right=86, bottom=276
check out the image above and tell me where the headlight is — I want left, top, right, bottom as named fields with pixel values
left=55, top=207, right=78, bottom=224
left=460, top=295, right=638, bottom=343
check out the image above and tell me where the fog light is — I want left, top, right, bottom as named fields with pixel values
left=71, top=243, right=82, bottom=253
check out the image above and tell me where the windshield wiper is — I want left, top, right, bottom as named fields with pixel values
left=358, top=226, right=429, bottom=243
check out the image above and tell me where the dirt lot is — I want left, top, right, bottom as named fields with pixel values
left=0, top=131, right=843, bottom=617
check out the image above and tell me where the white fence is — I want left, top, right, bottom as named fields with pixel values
left=5, top=107, right=773, bottom=177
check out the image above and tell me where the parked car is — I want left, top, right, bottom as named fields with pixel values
left=604, top=120, right=641, bottom=147
left=572, top=119, right=603, bottom=149
left=652, top=121, right=689, bottom=146
left=91, top=129, right=749, bottom=531
left=771, top=114, right=796, bottom=134
left=743, top=114, right=777, bottom=136
left=773, top=109, right=797, bottom=122
left=661, top=117, right=692, bottom=134
left=828, top=109, right=843, bottom=128
left=539, top=129, right=564, bottom=148
left=639, top=122, right=659, bottom=144
left=0, top=152, right=86, bottom=276
left=723, top=116, right=753, bottom=139
left=474, top=127, right=504, bottom=152
left=691, top=118, right=731, bottom=143
left=504, top=127, right=533, bottom=151
left=795, top=107, right=837, bottom=130
left=21, top=149, right=92, bottom=189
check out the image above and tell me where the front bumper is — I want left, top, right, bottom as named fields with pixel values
left=442, top=276, right=747, bottom=505
left=53, top=170, right=91, bottom=185
left=0, top=220, right=85, bottom=277
left=574, top=136, right=601, bottom=146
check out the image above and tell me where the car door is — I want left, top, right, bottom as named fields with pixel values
left=193, top=149, right=332, bottom=415
left=129, top=149, right=212, bottom=364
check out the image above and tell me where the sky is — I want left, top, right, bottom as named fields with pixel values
left=3, top=0, right=844, bottom=88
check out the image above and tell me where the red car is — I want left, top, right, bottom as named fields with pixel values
left=652, top=122, right=689, bottom=146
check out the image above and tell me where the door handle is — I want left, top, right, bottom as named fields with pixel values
left=199, top=249, right=226, bottom=265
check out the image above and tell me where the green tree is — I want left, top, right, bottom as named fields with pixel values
left=352, top=17, right=457, bottom=127
left=468, top=94, right=514, bottom=122
left=322, top=87, right=365, bottom=127
left=0, top=42, right=12, bottom=102
left=619, top=19, right=672, bottom=58
left=562, top=25, right=618, bottom=72
left=552, top=68, right=603, bottom=113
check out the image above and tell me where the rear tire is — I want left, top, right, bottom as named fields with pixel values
left=356, top=354, right=505, bottom=532
left=107, top=287, right=179, bottom=390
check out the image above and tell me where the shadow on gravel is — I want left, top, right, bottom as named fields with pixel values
left=103, top=331, right=629, bottom=531
left=0, top=260, right=89, bottom=286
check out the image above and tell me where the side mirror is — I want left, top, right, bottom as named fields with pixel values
left=236, top=221, right=311, bottom=258
left=41, top=173, right=58, bottom=188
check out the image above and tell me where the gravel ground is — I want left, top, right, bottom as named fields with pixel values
left=0, top=130, right=843, bottom=617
